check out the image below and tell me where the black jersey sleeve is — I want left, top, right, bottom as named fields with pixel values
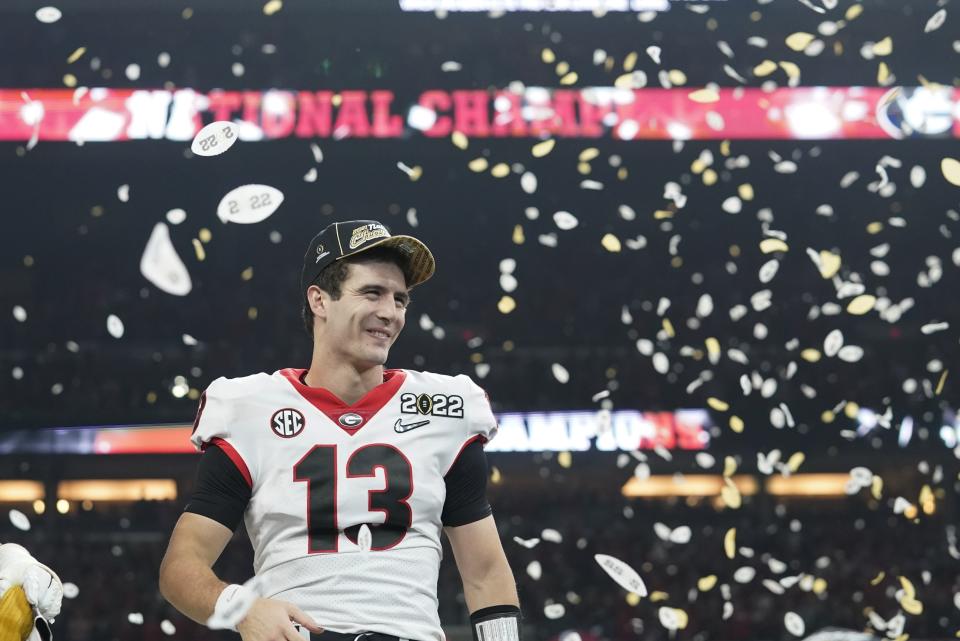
left=441, top=439, right=493, bottom=527
left=183, top=443, right=252, bottom=531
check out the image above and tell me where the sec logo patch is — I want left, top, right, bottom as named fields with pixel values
left=271, top=408, right=306, bottom=438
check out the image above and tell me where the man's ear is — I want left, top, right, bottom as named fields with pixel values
left=306, top=285, right=329, bottom=321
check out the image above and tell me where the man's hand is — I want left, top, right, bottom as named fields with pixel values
left=237, top=597, right=323, bottom=641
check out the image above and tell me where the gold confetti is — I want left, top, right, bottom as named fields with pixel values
left=779, top=61, right=800, bottom=82
left=688, top=88, right=719, bottom=103
left=649, top=591, right=669, bottom=602
left=785, top=32, right=816, bottom=51
left=247, top=307, right=258, bottom=320
left=146, top=391, right=157, bottom=404
left=753, top=60, right=778, bottom=77
left=787, top=452, right=805, bottom=473
left=707, top=397, right=729, bottom=412
left=703, top=169, right=718, bottom=186
left=512, top=225, right=525, bottom=245
left=408, top=166, right=423, bottom=181
left=705, top=337, right=720, bottom=356
left=577, top=162, right=591, bottom=175
left=760, top=238, right=789, bottom=253
left=812, top=578, right=828, bottom=595
left=625, top=592, right=641, bottom=606
left=723, top=456, right=737, bottom=478
left=818, top=250, right=841, bottom=278
left=559, top=71, right=578, bottom=85
left=490, top=466, right=502, bottom=484
left=468, top=157, right=489, bottom=172
left=846, top=295, right=877, bottom=315
left=491, top=163, right=510, bottom=178
left=721, top=479, right=742, bottom=509
left=67, top=47, right=86, bottom=64
left=871, top=37, right=893, bottom=56
left=843, top=402, right=859, bottom=419
left=262, top=0, right=282, bottom=15
left=901, top=598, right=923, bottom=616
left=555, top=61, right=569, bottom=76
left=845, top=4, right=863, bottom=20
left=541, top=48, right=556, bottom=63
left=871, top=476, right=883, bottom=500
left=451, top=131, right=468, bottom=150
left=878, top=62, right=891, bottom=85
left=691, top=158, right=707, bottom=174
left=623, top=51, right=638, bottom=71
left=870, top=572, right=885, bottom=586
left=579, top=147, right=600, bottom=162
left=662, top=318, right=675, bottom=337
left=192, top=238, right=205, bottom=261
left=654, top=210, right=674, bottom=219
left=181, top=8, right=193, bottom=19
left=63, top=74, right=77, bottom=88
left=617, top=167, right=628, bottom=180
left=558, top=451, right=572, bottom=468
left=738, top=184, right=754, bottom=200
left=801, top=349, right=822, bottom=362
left=936, top=370, right=948, bottom=395
left=697, top=575, right=717, bottom=591
left=532, top=139, right=556, bottom=158
left=667, top=69, right=687, bottom=85
left=942, top=158, right=960, bottom=186
left=198, top=228, right=212, bottom=243
left=601, top=234, right=622, bottom=252
left=729, top=416, right=744, bottom=433
left=241, top=267, right=254, bottom=281
left=866, top=221, right=884, bottom=234
left=821, top=410, right=835, bottom=423
left=724, top=528, right=736, bottom=559
left=497, top=296, right=516, bottom=314
left=720, top=140, right=730, bottom=156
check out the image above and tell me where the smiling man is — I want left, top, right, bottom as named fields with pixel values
left=159, top=221, right=521, bottom=641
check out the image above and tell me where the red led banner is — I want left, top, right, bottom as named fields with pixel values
left=2, top=86, right=956, bottom=142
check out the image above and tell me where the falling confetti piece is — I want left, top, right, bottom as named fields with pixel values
left=552, top=363, right=570, bottom=384
left=217, top=185, right=284, bottom=224
left=526, top=561, right=542, bottom=580
left=357, top=524, right=372, bottom=551
left=9, top=509, right=30, bottom=531
left=118, top=184, right=130, bottom=202
left=846, top=295, right=876, bottom=315
left=785, top=32, right=816, bottom=51
left=451, top=131, right=468, bottom=150
left=824, top=329, right=844, bottom=357
left=657, top=607, right=688, bottom=631
left=646, top=46, right=661, bottom=64
left=553, top=211, right=578, bottom=231
left=544, top=604, right=565, bottom=619
left=140, top=223, right=193, bottom=296
left=513, top=536, right=539, bottom=549
left=107, top=315, right=125, bottom=338
left=729, top=416, right=744, bottom=433
left=601, top=234, right=621, bottom=252
left=753, top=60, right=778, bottom=76
left=128, top=613, right=144, bottom=625
left=724, top=528, right=736, bottom=559
left=160, top=620, right=176, bottom=635
left=688, top=88, right=719, bottom=103
left=521, top=172, right=537, bottom=194
left=698, top=575, right=717, bottom=591
left=595, top=554, right=648, bottom=596
left=62, top=582, right=79, bottom=598
left=921, top=321, right=949, bottom=335
left=191, top=121, right=238, bottom=157
left=871, top=37, right=893, bottom=56
left=532, top=139, right=556, bottom=158
left=837, top=346, right=864, bottom=363
left=490, top=163, right=510, bottom=178
left=925, top=9, right=947, bottom=33
left=497, top=296, right=516, bottom=314
left=785, top=612, right=806, bottom=637
left=941, top=158, right=960, bottom=186
left=263, top=0, right=282, bottom=15
left=12, top=306, right=26, bottom=322
left=35, top=6, right=62, bottom=23
left=165, top=208, right=186, bottom=225
left=468, top=157, right=488, bottom=172
left=759, top=238, right=789, bottom=254
left=67, top=47, right=86, bottom=64
left=707, top=397, right=729, bottom=412
left=936, top=371, right=948, bottom=395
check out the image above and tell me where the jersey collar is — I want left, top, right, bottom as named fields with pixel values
left=278, top=368, right=406, bottom=436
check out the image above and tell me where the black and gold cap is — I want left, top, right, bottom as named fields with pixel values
left=300, top=220, right=436, bottom=296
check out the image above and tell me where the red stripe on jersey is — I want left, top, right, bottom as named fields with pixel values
left=443, top=434, right=488, bottom=477
left=205, top=437, right=253, bottom=489
left=278, top=368, right=407, bottom=436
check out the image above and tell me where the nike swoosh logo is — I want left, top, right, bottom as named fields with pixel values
left=394, top=418, right=430, bottom=433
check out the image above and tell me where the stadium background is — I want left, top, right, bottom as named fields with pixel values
left=1, top=0, right=959, bottom=640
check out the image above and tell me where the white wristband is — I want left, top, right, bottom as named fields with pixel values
left=209, top=583, right=252, bottom=632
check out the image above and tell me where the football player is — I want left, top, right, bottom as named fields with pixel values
left=160, top=221, right=521, bottom=641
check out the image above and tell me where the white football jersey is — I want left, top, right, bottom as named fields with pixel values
left=190, top=368, right=498, bottom=641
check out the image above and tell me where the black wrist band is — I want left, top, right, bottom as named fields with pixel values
left=470, top=605, right=522, bottom=641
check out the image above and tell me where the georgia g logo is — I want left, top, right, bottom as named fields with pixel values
left=271, top=408, right=306, bottom=438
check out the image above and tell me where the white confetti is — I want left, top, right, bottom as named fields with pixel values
left=441, top=61, right=462, bottom=72
left=526, top=561, right=542, bottom=580
left=117, top=184, right=130, bottom=202
left=722, top=196, right=742, bottom=214
left=594, top=554, right=648, bottom=596
left=733, top=566, right=757, bottom=583
left=107, top=315, right=125, bottom=339
left=758, top=259, right=779, bottom=284
left=182, top=334, right=198, bottom=346
left=12, top=305, right=26, bottom=322
left=62, top=583, right=79, bottom=599
left=544, top=604, right=565, bottom=619
left=658, top=608, right=683, bottom=631
left=12, top=367, right=24, bottom=380
left=784, top=612, right=806, bottom=637
left=191, top=121, right=239, bottom=157
left=475, top=363, right=490, bottom=379
left=921, top=321, right=949, bottom=335
left=513, top=536, right=540, bottom=549
left=158, top=52, right=171, bottom=68
left=837, top=345, right=864, bottom=362
left=646, top=46, right=662, bottom=64
left=618, top=204, right=636, bottom=220
left=357, top=524, right=372, bottom=552
left=499, top=273, right=518, bottom=293
left=217, top=184, right=284, bottom=224
left=303, top=167, right=318, bottom=182
left=552, top=363, right=570, bottom=384
left=823, top=329, right=844, bottom=357
left=35, top=6, right=62, bottom=23
left=521, top=172, right=537, bottom=194
left=160, top=620, right=176, bottom=635
left=910, top=166, right=926, bottom=188
left=9, top=509, right=31, bottom=531
left=140, top=223, right=193, bottom=296
left=165, top=208, right=186, bottom=225
left=553, top=211, right=579, bottom=231
left=542, top=529, right=563, bottom=543
left=407, top=105, right=438, bottom=131
left=125, top=63, right=141, bottom=81
left=925, top=8, right=947, bottom=33
left=696, top=294, right=714, bottom=318
left=652, top=352, right=670, bottom=374
left=127, top=613, right=144, bottom=625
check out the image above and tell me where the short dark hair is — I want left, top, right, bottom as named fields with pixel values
left=302, top=246, right=412, bottom=337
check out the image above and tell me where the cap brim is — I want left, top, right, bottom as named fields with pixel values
left=337, top=234, right=436, bottom=288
